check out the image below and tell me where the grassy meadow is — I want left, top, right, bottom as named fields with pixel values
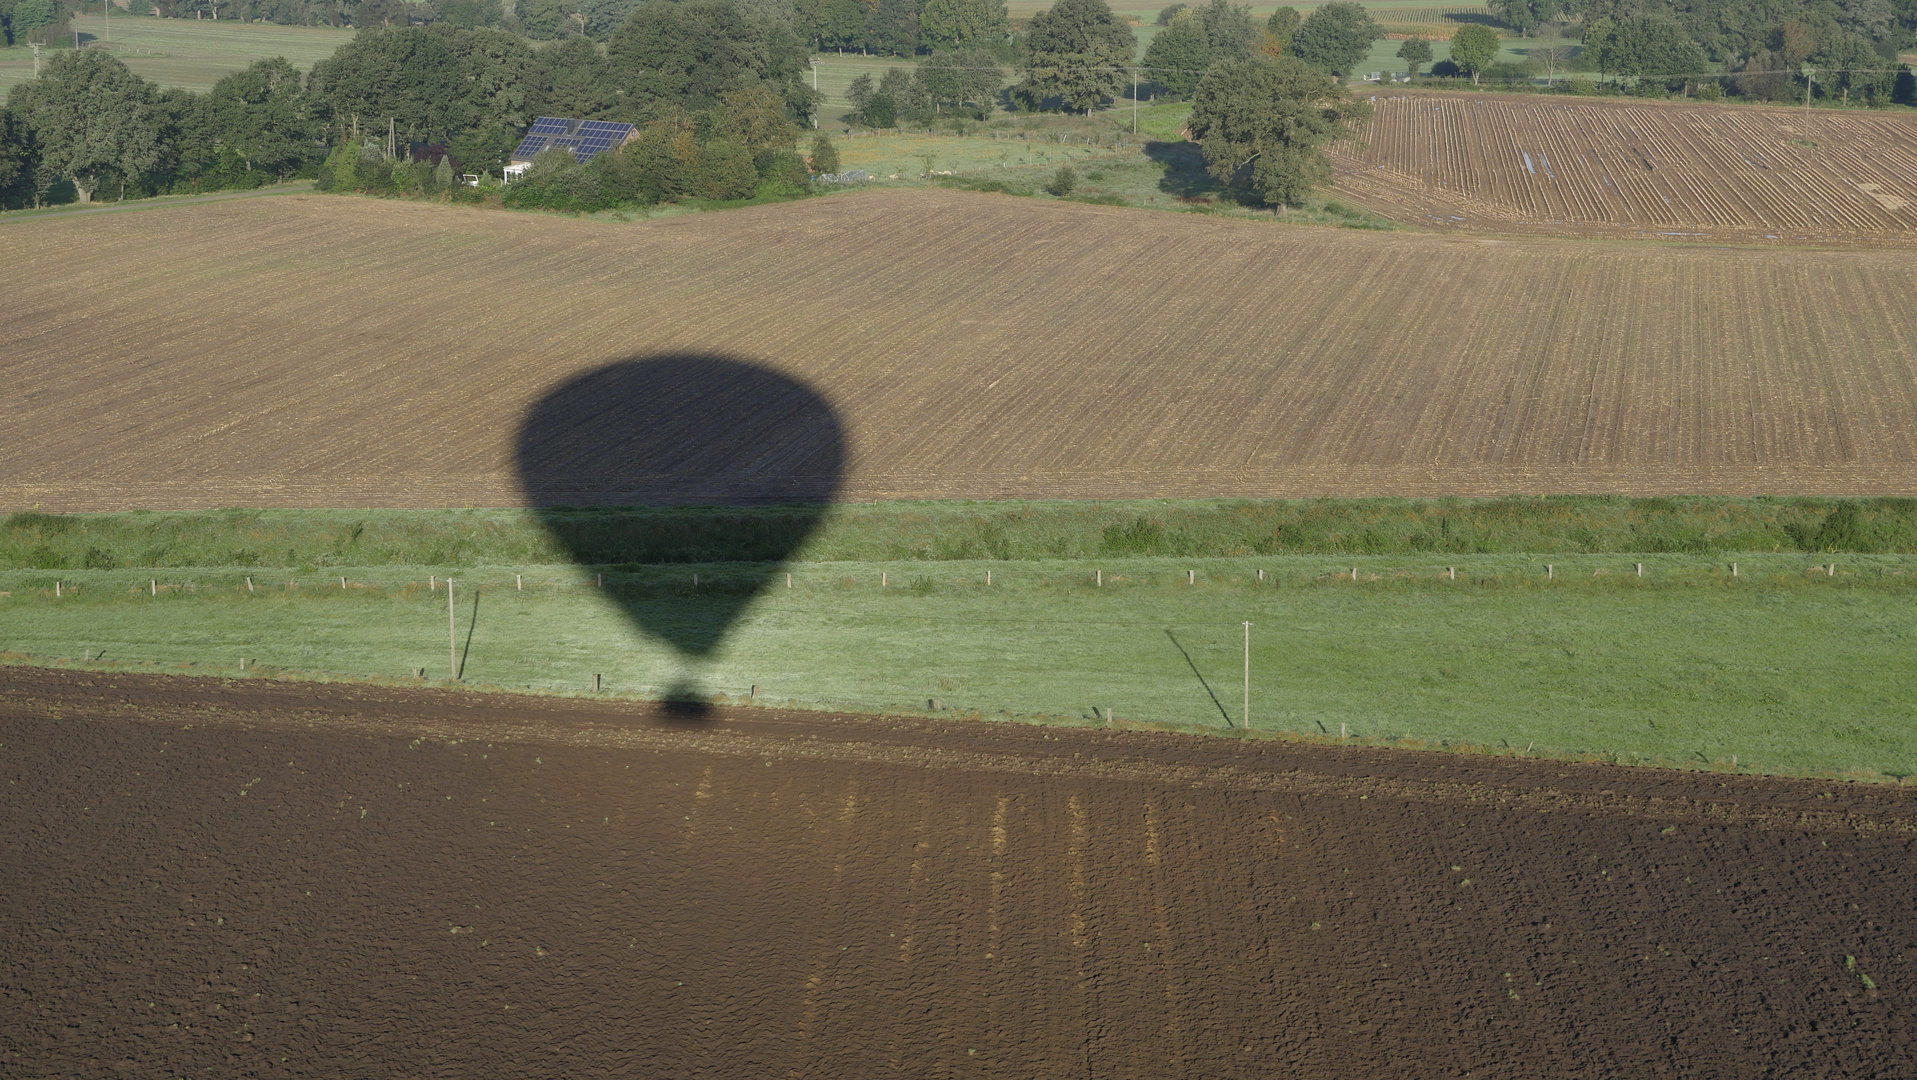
left=5, top=498, right=1917, bottom=781
left=0, top=15, right=352, bottom=95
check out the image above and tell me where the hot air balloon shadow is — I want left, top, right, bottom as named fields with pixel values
left=515, top=354, right=846, bottom=719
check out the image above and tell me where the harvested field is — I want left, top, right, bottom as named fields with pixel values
left=7, top=191, right=1917, bottom=508
left=0, top=667, right=1911, bottom=1077
left=1332, top=91, right=1917, bottom=245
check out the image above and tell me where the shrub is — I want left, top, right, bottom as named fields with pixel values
left=1045, top=165, right=1078, bottom=196
left=1102, top=517, right=1166, bottom=555
left=501, top=147, right=605, bottom=212
left=699, top=139, right=759, bottom=200
left=809, top=133, right=840, bottom=175
left=755, top=149, right=810, bottom=197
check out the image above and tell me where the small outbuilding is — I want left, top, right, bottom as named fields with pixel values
left=504, top=118, right=638, bottom=182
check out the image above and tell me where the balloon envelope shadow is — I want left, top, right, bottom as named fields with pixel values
left=515, top=355, right=846, bottom=720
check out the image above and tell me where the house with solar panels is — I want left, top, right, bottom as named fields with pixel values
left=504, top=118, right=639, bottom=183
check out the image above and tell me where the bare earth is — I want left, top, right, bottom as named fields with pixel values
left=1333, top=91, right=1917, bottom=246
left=6, top=190, right=1917, bottom=510
left=0, top=668, right=1909, bottom=1077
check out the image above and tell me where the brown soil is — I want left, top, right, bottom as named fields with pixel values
left=1333, top=91, right=1917, bottom=247
left=7, top=192, right=1917, bottom=512
left=2, top=666, right=1910, bottom=1077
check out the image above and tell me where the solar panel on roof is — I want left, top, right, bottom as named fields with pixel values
left=511, top=117, right=636, bottom=165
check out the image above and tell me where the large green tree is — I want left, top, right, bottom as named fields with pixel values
left=608, top=0, right=769, bottom=109
left=609, top=0, right=817, bottom=118
left=798, top=0, right=865, bottom=51
left=1186, top=53, right=1367, bottom=207
left=1015, top=0, right=1135, bottom=113
left=1448, top=23, right=1501, bottom=82
left=1590, top=14, right=1705, bottom=90
left=209, top=57, right=319, bottom=179
left=307, top=26, right=473, bottom=143
left=1488, top=0, right=1558, bottom=37
left=0, top=106, right=28, bottom=208
left=7, top=0, right=58, bottom=42
left=1141, top=13, right=1212, bottom=98
left=863, top=0, right=918, bottom=56
left=1814, top=31, right=1896, bottom=102
left=913, top=47, right=1004, bottom=113
left=1396, top=35, right=1432, bottom=76
left=8, top=50, right=160, bottom=202
left=1259, top=6, right=1298, bottom=55
left=536, top=33, right=616, bottom=117
left=1197, top=0, right=1257, bottom=59
left=919, top=0, right=1007, bottom=50
left=1289, top=1, right=1379, bottom=76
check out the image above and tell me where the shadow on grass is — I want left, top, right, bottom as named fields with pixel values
left=1142, top=140, right=1260, bottom=207
left=1165, top=629, right=1233, bottom=728
left=515, top=354, right=847, bottom=722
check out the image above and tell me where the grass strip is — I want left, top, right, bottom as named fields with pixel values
left=5, top=553, right=1913, bottom=783
left=6, top=497, right=1915, bottom=572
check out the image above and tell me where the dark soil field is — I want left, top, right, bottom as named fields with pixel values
left=1, top=667, right=1909, bottom=1077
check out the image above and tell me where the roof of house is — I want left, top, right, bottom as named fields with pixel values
left=511, top=118, right=636, bottom=165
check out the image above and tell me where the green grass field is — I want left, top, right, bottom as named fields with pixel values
left=0, top=15, right=352, bottom=95
left=7, top=555, right=1914, bottom=781
left=5, top=499, right=1916, bottom=781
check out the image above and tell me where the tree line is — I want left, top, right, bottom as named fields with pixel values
left=0, top=0, right=823, bottom=207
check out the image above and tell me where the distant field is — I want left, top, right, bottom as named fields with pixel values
left=0, top=15, right=351, bottom=95
left=7, top=191, right=1917, bottom=510
left=1331, top=91, right=1917, bottom=243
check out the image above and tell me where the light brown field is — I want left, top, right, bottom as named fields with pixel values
left=5, top=189, right=1917, bottom=511
left=1332, top=91, right=1917, bottom=245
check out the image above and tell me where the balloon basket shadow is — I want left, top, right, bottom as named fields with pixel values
left=659, top=684, right=716, bottom=723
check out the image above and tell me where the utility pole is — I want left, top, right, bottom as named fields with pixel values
left=104, top=0, right=109, bottom=41
left=1132, top=68, right=1138, bottom=135
left=31, top=43, right=42, bottom=77
left=810, top=58, right=822, bottom=129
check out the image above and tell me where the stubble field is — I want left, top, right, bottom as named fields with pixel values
left=6, top=189, right=1917, bottom=511
left=1331, top=91, right=1917, bottom=244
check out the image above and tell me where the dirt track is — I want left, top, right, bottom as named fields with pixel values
left=1, top=667, right=1909, bottom=1077
left=9, top=191, right=1917, bottom=511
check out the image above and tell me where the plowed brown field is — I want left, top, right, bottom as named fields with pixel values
left=1, top=667, right=1911, bottom=1077
left=7, top=190, right=1917, bottom=508
left=1332, top=91, right=1917, bottom=245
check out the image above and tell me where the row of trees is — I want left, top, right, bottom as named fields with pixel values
left=0, top=0, right=71, bottom=46
left=2, top=50, right=317, bottom=205
left=0, top=0, right=821, bottom=208
left=316, top=94, right=829, bottom=210
left=1141, top=1, right=1382, bottom=100
left=843, top=48, right=1003, bottom=124
left=1481, top=0, right=1913, bottom=103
